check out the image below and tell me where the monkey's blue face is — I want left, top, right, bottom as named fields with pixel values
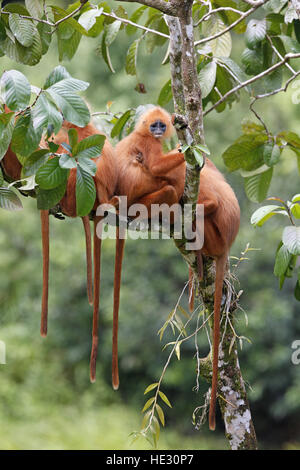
left=150, top=120, right=167, bottom=138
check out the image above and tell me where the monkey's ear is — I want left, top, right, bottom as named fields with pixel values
left=171, top=114, right=176, bottom=125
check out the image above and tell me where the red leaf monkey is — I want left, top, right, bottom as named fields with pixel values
left=114, top=106, right=240, bottom=432
left=112, top=106, right=186, bottom=390
left=1, top=118, right=118, bottom=384
left=191, top=158, right=240, bottom=430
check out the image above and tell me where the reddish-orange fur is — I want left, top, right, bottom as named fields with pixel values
left=1, top=114, right=118, bottom=385
left=116, top=107, right=240, bottom=430
left=113, top=107, right=186, bottom=389
left=41, top=122, right=118, bottom=383
left=186, top=158, right=240, bottom=430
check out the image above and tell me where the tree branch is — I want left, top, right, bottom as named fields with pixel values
left=115, top=0, right=179, bottom=16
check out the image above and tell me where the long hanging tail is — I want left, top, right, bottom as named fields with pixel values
left=209, top=253, right=227, bottom=431
left=112, top=227, right=126, bottom=390
left=81, top=216, right=93, bottom=306
left=90, top=215, right=102, bottom=383
left=40, top=210, right=49, bottom=337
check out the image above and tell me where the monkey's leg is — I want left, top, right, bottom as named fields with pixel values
left=136, top=185, right=179, bottom=216
left=81, top=216, right=93, bottom=306
left=40, top=210, right=49, bottom=337
left=90, top=215, right=102, bottom=383
left=112, top=227, right=126, bottom=390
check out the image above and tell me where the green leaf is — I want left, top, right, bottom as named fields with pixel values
left=195, top=143, right=210, bottom=155
left=142, top=397, right=155, bottom=413
left=47, top=77, right=89, bottom=95
left=199, top=60, right=217, bottom=99
left=0, top=111, right=14, bottom=161
left=263, top=143, right=281, bottom=166
left=158, top=391, right=172, bottom=408
left=155, top=404, right=165, bottom=426
left=11, top=110, right=42, bottom=158
left=245, top=19, right=266, bottom=49
left=244, top=168, right=273, bottom=202
left=59, top=153, right=77, bottom=170
left=282, top=226, right=300, bottom=255
left=68, top=128, right=78, bottom=150
left=111, top=110, right=132, bottom=139
left=37, top=21, right=52, bottom=55
left=77, top=157, right=97, bottom=176
left=241, top=47, right=264, bottom=75
left=36, top=157, right=69, bottom=189
left=78, top=7, right=104, bottom=36
left=274, top=244, right=292, bottom=277
left=76, top=166, right=96, bottom=216
left=218, top=57, right=249, bottom=89
left=105, top=20, right=121, bottom=46
left=126, top=6, right=147, bottom=35
left=25, top=0, right=43, bottom=18
left=37, top=182, right=67, bottom=210
left=294, top=275, right=300, bottom=301
left=1, top=70, right=31, bottom=111
left=74, top=134, right=105, bottom=159
left=22, top=149, right=50, bottom=177
left=44, top=66, right=71, bottom=89
left=264, top=0, right=287, bottom=14
left=0, top=167, right=3, bottom=186
left=45, top=89, right=90, bottom=128
left=158, top=80, right=172, bottom=107
left=15, top=29, right=43, bottom=66
left=100, top=31, right=115, bottom=73
left=32, top=93, right=63, bottom=135
left=8, top=13, right=35, bottom=47
left=203, top=18, right=232, bottom=57
left=223, top=134, right=267, bottom=171
left=0, top=187, right=23, bottom=211
left=125, top=39, right=140, bottom=76
left=144, top=383, right=159, bottom=395
left=251, top=204, right=283, bottom=226
left=279, top=35, right=300, bottom=53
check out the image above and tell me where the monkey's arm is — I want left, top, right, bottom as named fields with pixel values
left=148, top=150, right=185, bottom=177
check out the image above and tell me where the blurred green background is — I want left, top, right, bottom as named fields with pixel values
left=0, top=0, right=300, bottom=450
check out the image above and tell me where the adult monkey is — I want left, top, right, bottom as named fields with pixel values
left=114, top=106, right=240, bottom=431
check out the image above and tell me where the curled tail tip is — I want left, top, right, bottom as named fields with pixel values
left=40, top=330, right=47, bottom=338
left=90, top=375, right=96, bottom=384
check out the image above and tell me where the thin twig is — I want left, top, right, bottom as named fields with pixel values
left=204, top=53, right=300, bottom=116
left=101, top=10, right=169, bottom=38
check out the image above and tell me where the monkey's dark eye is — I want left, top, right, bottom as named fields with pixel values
left=150, top=120, right=166, bottom=136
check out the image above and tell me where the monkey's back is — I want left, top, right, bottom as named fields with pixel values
left=199, top=159, right=240, bottom=257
